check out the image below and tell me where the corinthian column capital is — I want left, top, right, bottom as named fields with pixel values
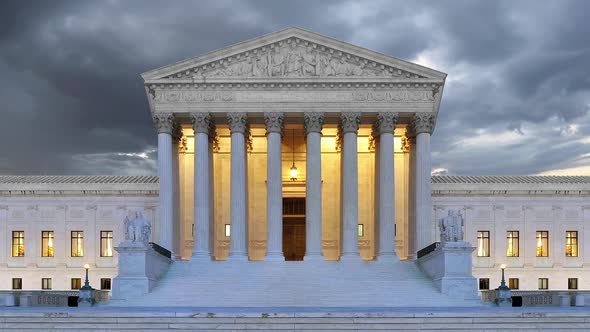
left=264, top=112, right=284, bottom=135
left=304, top=112, right=324, bottom=134
left=191, top=112, right=211, bottom=134
left=375, top=112, right=399, bottom=135
left=340, top=112, right=361, bottom=133
left=411, top=113, right=435, bottom=135
left=227, top=112, right=248, bottom=134
left=152, top=113, right=175, bottom=134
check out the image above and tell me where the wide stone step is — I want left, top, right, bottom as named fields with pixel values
left=1, top=310, right=589, bottom=331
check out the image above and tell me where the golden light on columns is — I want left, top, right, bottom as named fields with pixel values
left=290, top=128, right=298, bottom=181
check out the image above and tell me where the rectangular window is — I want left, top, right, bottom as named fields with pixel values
left=12, top=278, right=22, bottom=290
left=100, top=231, right=113, bottom=257
left=536, top=231, right=549, bottom=257
left=358, top=224, right=364, bottom=237
left=506, top=231, right=519, bottom=257
left=538, top=278, right=549, bottom=290
left=41, top=231, right=54, bottom=257
left=509, top=278, right=519, bottom=290
left=568, top=278, right=578, bottom=290
left=224, top=224, right=231, bottom=237
left=565, top=231, right=578, bottom=257
left=12, top=231, right=25, bottom=257
left=100, top=278, right=112, bottom=290
left=71, top=231, right=84, bottom=257
left=71, top=278, right=81, bottom=290
left=478, top=278, right=490, bottom=290
left=41, top=278, right=52, bottom=290
left=477, top=231, right=490, bottom=257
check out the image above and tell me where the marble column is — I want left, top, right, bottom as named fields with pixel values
left=191, top=112, right=213, bottom=259
left=376, top=112, right=398, bottom=259
left=153, top=113, right=175, bottom=253
left=304, top=112, right=324, bottom=260
left=406, top=133, right=417, bottom=259
left=264, top=112, right=284, bottom=260
left=340, top=112, right=361, bottom=261
left=412, top=113, right=435, bottom=253
left=172, top=124, right=182, bottom=259
left=227, top=112, right=249, bottom=261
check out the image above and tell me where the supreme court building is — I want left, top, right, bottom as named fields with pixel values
left=145, top=27, right=444, bottom=262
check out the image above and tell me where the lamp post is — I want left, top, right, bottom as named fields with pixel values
left=495, top=263, right=512, bottom=307
left=78, top=264, right=95, bottom=307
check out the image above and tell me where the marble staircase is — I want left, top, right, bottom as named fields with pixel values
left=114, top=259, right=479, bottom=307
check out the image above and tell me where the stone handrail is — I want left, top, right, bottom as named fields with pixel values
left=480, top=290, right=590, bottom=307
left=0, top=289, right=110, bottom=307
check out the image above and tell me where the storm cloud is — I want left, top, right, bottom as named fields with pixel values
left=0, top=0, right=589, bottom=175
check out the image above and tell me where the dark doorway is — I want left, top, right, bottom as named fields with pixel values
left=283, top=198, right=306, bottom=261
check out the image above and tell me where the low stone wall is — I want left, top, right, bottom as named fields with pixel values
left=481, top=290, right=590, bottom=307
left=0, top=290, right=110, bottom=307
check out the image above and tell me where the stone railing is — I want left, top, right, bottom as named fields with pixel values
left=480, top=290, right=589, bottom=307
left=0, top=290, right=110, bottom=307
left=417, top=242, right=440, bottom=258
left=149, top=241, right=172, bottom=259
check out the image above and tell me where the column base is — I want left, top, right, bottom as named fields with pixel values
left=375, top=253, right=400, bottom=262
left=339, top=254, right=361, bottom=262
left=226, top=253, right=249, bottom=262
left=265, top=253, right=285, bottom=261
left=191, top=252, right=214, bottom=262
left=303, top=254, right=324, bottom=262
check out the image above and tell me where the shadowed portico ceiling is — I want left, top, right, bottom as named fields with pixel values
left=142, top=27, right=447, bottom=117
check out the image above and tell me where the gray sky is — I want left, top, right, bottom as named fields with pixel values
left=1, top=0, right=589, bottom=176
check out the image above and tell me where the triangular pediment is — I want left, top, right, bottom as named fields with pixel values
left=142, top=27, right=446, bottom=82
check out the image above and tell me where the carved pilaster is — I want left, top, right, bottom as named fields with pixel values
left=375, top=112, right=398, bottom=135
left=209, top=121, right=220, bottom=152
left=264, top=112, right=284, bottom=135
left=191, top=112, right=211, bottom=134
left=368, top=122, right=379, bottom=152
left=178, top=137, right=188, bottom=153
left=401, top=135, right=410, bottom=153
left=411, top=113, right=435, bottom=135
left=172, top=123, right=183, bottom=144
left=303, top=112, right=324, bottom=134
left=340, top=112, right=361, bottom=133
left=227, top=112, right=248, bottom=134
left=152, top=113, right=175, bottom=134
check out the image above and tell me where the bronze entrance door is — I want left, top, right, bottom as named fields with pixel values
left=282, top=198, right=306, bottom=261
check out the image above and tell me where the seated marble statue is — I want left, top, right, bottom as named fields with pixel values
left=438, top=210, right=464, bottom=243
left=123, top=211, right=152, bottom=246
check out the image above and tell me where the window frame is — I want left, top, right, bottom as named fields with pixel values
left=41, top=231, right=55, bottom=257
left=71, top=231, right=84, bottom=257
left=508, top=278, right=519, bottom=290
left=100, top=278, right=112, bottom=290
left=477, top=231, right=490, bottom=257
left=478, top=278, right=490, bottom=290
left=100, top=231, right=113, bottom=257
left=71, top=278, right=82, bottom=290
left=12, top=278, right=22, bottom=290
left=568, top=278, right=578, bottom=290
left=506, top=231, right=519, bottom=257
left=536, top=231, right=549, bottom=257
left=538, top=278, right=549, bottom=290
left=12, top=231, right=25, bottom=257
left=565, top=231, right=578, bottom=257
left=41, top=278, right=52, bottom=290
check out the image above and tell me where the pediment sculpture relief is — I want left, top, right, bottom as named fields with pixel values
left=178, top=39, right=424, bottom=79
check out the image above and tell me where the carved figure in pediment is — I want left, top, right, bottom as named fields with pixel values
left=302, top=46, right=319, bottom=76
left=268, top=47, right=286, bottom=77
left=285, top=43, right=304, bottom=77
left=253, top=53, right=269, bottom=77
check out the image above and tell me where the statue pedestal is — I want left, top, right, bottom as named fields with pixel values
left=418, top=241, right=479, bottom=300
left=111, top=241, right=172, bottom=302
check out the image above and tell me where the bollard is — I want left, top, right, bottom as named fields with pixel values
left=575, top=294, right=585, bottom=307
left=5, top=293, right=16, bottom=307
left=559, top=294, right=571, bottom=307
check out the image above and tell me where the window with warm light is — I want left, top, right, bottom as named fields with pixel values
left=508, top=278, right=519, bottom=290
left=41, top=278, right=52, bottom=290
left=565, top=231, right=578, bottom=257
left=101, top=278, right=112, bottom=290
left=225, top=224, right=231, bottom=237
left=12, top=231, right=25, bottom=257
left=477, top=231, right=490, bottom=257
left=536, top=231, right=549, bottom=257
left=358, top=224, right=364, bottom=237
left=41, top=231, right=54, bottom=257
left=568, top=278, right=578, bottom=290
left=478, top=278, right=489, bottom=290
left=71, top=231, right=84, bottom=257
left=538, top=278, right=548, bottom=290
left=506, top=231, right=519, bottom=257
left=12, top=278, right=22, bottom=290
left=100, top=231, right=113, bottom=257
left=71, top=278, right=81, bottom=290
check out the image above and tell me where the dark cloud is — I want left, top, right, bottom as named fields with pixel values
left=0, top=0, right=588, bottom=175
